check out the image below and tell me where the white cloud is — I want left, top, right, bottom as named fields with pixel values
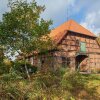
left=36, top=0, right=75, bottom=17
left=80, top=0, right=100, bottom=35
left=81, top=13, right=100, bottom=35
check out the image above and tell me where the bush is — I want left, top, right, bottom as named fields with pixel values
left=13, top=61, right=37, bottom=77
left=0, top=66, right=100, bottom=100
left=0, top=63, right=11, bottom=75
left=61, top=71, right=86, bottom=91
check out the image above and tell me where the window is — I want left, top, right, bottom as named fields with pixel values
left=62, top=57, right=67, bottom=67
left=80, top=42, right=86, bottom=52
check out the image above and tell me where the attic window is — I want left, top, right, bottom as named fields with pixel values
left=80, top=42, right=86, bottom=52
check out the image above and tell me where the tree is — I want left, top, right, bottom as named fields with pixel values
left=0, top=0, right=52, bottom=80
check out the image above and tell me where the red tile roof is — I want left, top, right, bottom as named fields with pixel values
left=49, top=20, right=96, bottom=44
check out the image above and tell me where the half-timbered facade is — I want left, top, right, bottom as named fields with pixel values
left=24, top=20, right=100, bottom=72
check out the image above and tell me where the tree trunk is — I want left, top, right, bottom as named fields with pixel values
left=24, top=58, right=30, bottom=81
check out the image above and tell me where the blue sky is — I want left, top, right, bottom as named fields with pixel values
left=0, top=0, right=100, bottom=35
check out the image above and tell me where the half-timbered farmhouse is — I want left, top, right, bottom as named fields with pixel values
left=48, top=19, right=100, bottom=71
left=20, top=20, right=100, bottom=72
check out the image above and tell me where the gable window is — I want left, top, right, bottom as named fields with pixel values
left=80, top=42, right=86, bottom=52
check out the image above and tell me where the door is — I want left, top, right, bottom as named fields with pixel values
left=76, top=55, right=88, bottom=70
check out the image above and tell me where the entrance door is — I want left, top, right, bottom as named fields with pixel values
left=76, top=55, right=88, bottom=70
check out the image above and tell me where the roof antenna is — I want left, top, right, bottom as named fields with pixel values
left=67, top=6, right=69, bottom=21
left=67, top=0, right=70, bottom=21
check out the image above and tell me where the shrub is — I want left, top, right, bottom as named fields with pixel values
left=0, top=66, right=100, bottom=100
left=13, top=61, right=37, bottom=77
left=0, top=63, right=11, bottom=75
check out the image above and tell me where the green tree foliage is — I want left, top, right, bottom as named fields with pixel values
left=0, top=0, right=52, bottom=79
left=0, top=46, right=4, bottom=62
left=0, top=0, right=52, bottom=55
